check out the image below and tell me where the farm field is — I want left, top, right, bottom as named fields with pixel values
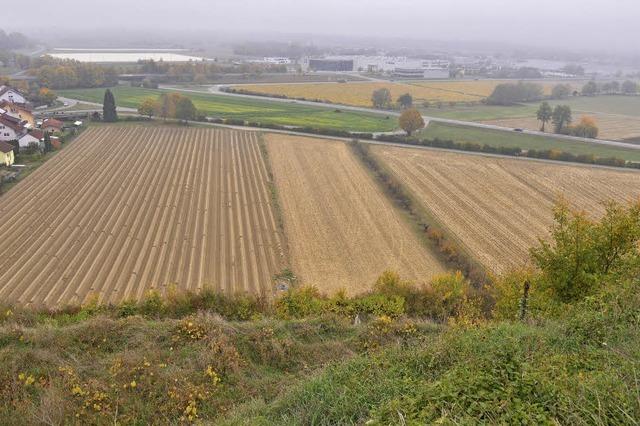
left=481, top=114, right=640, bottom=140
left=421, top=95, right=640, bottom=141
left=418, top=122, right=640, bottom=161
left=371, top=145, right=640, bottom=274
left=0, top=127, right=286, bottom=307
left=232, top=79, right=584, bottom=107
left=266, top=134, right=446, bottom=293
left=59, top=86, right=397, bottom=132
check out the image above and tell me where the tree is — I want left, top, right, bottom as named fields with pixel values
left=536, top=102, right=553, bottom=132
left=551, top=84, right=571, bottom=99
left=175, top=97, right=197, bottom=123
left=102, top=89, right=118, bottom=122
left=571, top=116, right=599, bottom=138
left=397, top=93, right=413, bottom=109
left=371, top=88, right=392, bottom=109
left=486, top=81, right=543, bottom=105
left=157, top=93, right=176, bottom=121
left=622, top=80, right=638, bottom=95
left=562, top=64, right=585, bottom=76
left=38, top=87, right=57, bottom=106
left=138, top=97, right=159, bottom=118
left=398, top=108, right=425, bottom=136
left=43, top=131, right=52, bottom=153
left=551, top=105, right=572, bottom=133
left=581, top=81, right=598, bottom=96
left=531, top=200, right=640, bottom=302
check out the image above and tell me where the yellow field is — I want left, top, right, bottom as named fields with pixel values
left=233, top=80, right=584, bottom=107
left=266, top=134, right=446, bottom=293
left=371, top=145, right=640, bottom=274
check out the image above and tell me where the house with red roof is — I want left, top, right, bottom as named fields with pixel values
left=0, top=100, right=35, bottom=128
left=42, top=118, right=64, bottom=134
left=18, top=129, right=45, bottom=149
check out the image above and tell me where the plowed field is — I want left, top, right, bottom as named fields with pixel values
left=0, top=127, right=286, bottom=307
left=266, top=134, right=446, bottom=294
left=371, top=145, right=640, bottom=274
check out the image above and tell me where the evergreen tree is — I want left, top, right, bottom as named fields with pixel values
left=43, top=131, right=52, bottom=152
left=103, top=89, right=118, bottom=122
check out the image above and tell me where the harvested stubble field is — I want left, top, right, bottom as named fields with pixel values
left=371, top=145, right=640, bottom=274
left=233, top=80, right=584, bottom=107
left=0, top=127, right=286, bottom=307
left=265, top=134, right=446, bottom=293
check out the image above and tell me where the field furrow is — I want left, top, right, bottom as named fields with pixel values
left=0, top=127, right=286, bottom=307
left=265, top=134, right=446, bottom=294
left=371, top=145, right=640, bottom=273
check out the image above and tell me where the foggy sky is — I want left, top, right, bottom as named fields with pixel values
left=4, top=0, right=640, bottom=53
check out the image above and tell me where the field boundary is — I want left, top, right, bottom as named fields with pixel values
left=348, top=139, right=489, bottom=285
left=257, top=133, right=292, bottom=275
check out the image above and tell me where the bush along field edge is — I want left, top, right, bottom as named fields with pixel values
left=348, top=139, right=490, bottom=287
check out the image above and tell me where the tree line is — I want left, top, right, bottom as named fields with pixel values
left=137, top=59, right=287, bottom=82
left=29, top=56, right=119, bottom=89
left=137, top=92, right=198, bottom=123
left=487, top=79, right=639, bottom=106
left=0, top=29, right=31, bottom=50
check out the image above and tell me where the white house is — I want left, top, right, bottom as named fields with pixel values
left=0, top=86, right=27, bottom=105
left=0, top=114, right=23, bottom=142
left=18, top=129, right=44, bottom=149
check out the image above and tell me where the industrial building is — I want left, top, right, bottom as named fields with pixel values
left=308, top=59, right=354, bottom=72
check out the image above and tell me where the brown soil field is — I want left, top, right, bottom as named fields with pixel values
left=0, top=127, right=286, bottom=307
left=482, top=113, right=640, bottom=140
left=371, top=145, right=640, bottom=274
left=265, top=134, right=446, bottom=294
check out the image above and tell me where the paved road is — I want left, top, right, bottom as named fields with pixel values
left=159, top=84, right=640, bottom=152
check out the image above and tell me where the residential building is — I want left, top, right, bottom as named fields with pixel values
left=0, top=101, right=35, bottom=128
left=42, top=118, right=64, bottom=134
left=0, top=114, right=23, bottom=142
left=18, top=129, right=44, bottom=149
left=0, top=85, right=27, bottom=105
left=0, top=141, right=15, bottom=166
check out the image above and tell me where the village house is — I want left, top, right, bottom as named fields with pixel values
left=0, top=85, right=27, bottom=105
left=0, top=141, right=15, bottom=166
left=41, top=118, right=64, bottom=134
left=0, top=114, right=23, bottom=142
left=0, top=100, right=35, bottom=128
left=18, top=129, right=45, bottom=149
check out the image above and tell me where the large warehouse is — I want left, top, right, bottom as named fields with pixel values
left=308, top=59, right=354, bottom=71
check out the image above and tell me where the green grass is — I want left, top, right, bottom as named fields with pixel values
left=420, top=103, right=538, bottom=121
left=421, top=95, right=640, bottom=121
left=59, top=86, right=398, bottom=132
left=419, top=121, right=640, bottom=161
left=2, top=281, right=637, bottom=425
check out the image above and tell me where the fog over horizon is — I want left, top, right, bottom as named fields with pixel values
left=4, top=0, right=640, bottom=55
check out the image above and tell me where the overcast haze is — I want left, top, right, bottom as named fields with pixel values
left=4, top=0, right=640, bottom=53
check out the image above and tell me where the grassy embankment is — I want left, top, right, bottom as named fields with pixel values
left=59, top=86, right=398, bottom=133
left=0, top=272, right=638, bottom=424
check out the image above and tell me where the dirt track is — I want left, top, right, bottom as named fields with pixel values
left=0, top=127, right=285, bottom=307
left=266, top=134, right=446, bottom=294
left=372, top=145, right=640, bottom=274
